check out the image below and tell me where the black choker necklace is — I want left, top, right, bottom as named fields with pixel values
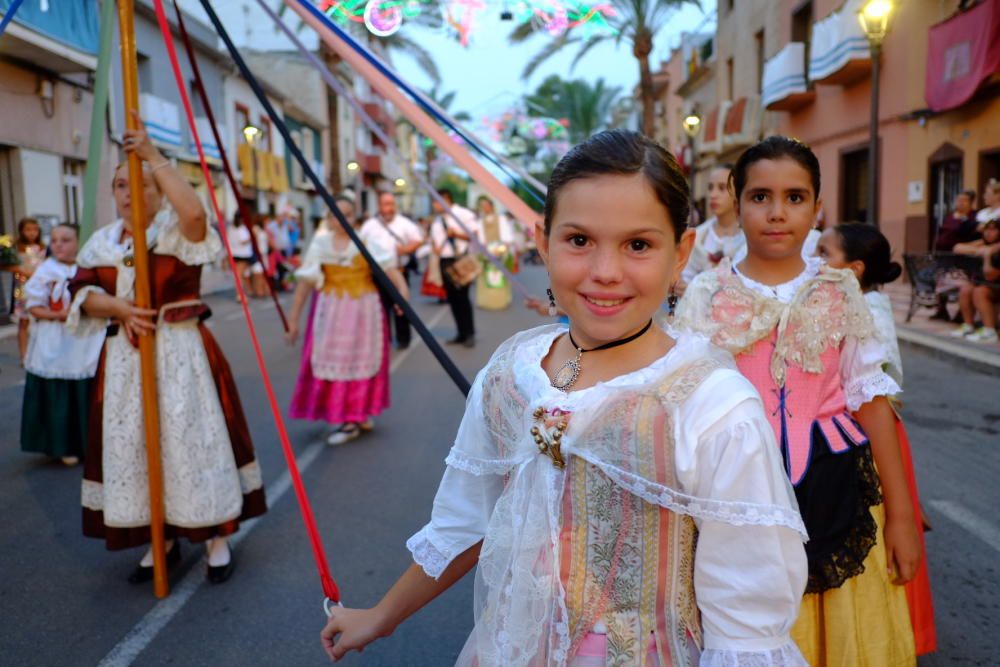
left=550, top=319, right=654, bottom=391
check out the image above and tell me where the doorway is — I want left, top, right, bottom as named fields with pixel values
left=928, top=143, right=964, bottom=249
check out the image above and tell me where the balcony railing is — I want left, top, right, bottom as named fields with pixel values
left=809, top=0, right=871, bottom=86
left=139, top=93, right=182, bottom=148
left=762, top=43, right=814, bottom=111
left=722, top=96, right=761, bottom=151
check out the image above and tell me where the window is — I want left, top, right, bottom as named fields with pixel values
left=260, top=116, right=273, bottom=153
left=137, top=53, right=152, bottom=93
left=62, top=160, right=84, bottom=225
left=189, top=80, right=204, bottom=117
left=755, top=29, right=766, bottom=92
left=235, top=104, right=250, bottom=146
left=726, top=57, right=734, bottom=100
left=0, top=146, right=13, bottom=236
left=841, top=148, right=870, bottom=224
left=792, top=1, right=813, bottom=71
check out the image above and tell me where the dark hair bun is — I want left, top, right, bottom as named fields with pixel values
left=881, top=261, right=902, bottom=284
left=834, top=223, right=900, bottom=289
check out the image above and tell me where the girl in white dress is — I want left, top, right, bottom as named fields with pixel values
left=320, top=130, right=809, bottom=666
left=20, top=224, right=104, bottom=465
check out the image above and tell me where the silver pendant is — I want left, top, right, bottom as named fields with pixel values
left=550, top=349, right=582, bottom=391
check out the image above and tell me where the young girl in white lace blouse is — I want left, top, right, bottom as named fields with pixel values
left=321, top=130, right=809, bottom=666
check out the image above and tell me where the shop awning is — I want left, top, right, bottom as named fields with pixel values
left=808, top=0, right=871, bottom=85
left=700, top=104, right=725, bottom=155
left=722, top=96, right=761, bottom=151
left=926, top=0, right=1000, bottom=112
left=140, top=93, right=182, bottom=148
left=763, top=43, right=814, bottom=111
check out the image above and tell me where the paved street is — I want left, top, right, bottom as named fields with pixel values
left=0, top=264, right=997, bottom=666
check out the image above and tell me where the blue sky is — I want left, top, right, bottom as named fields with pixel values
left=179, top=0, right=715, bottom=121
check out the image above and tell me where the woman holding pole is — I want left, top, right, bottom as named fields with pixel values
left=67, top=115, right=266, bottom=585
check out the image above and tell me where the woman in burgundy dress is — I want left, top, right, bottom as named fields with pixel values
left=67, top=114, right=266, bottom=584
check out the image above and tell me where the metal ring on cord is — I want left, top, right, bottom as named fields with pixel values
left=324, top=597, right=344, bottom=618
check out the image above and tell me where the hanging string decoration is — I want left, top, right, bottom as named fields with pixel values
left=315, top=0, right=615, bottom=43
left=444, top=0, right=488, bottom=47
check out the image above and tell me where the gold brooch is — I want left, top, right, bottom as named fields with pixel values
left=530, top=407, right=567, bottom=469
left=123, top=254, right=135, bottom=268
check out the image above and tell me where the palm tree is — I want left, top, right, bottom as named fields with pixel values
left=510, top=0, right=700, bottom=137
left=525, top=75, right=622, bottom=143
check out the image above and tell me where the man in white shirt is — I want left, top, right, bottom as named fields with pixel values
left=266, top=215, right=292, bottom=258
left=361, top=192, right=424, bottom=349
left=430, top=189, right=479, bottom=347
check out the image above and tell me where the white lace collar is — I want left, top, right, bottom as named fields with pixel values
left=733, top=256, right=824, bottom=304
left=513, top=324, right=718, bottom=405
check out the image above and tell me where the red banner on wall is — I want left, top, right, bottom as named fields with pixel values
left=926, top=0, right=1000, bottom=112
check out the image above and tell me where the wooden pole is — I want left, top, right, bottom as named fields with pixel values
left=116, top=0, right=169, bottom=598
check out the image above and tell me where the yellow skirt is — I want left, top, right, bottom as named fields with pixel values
left=792, top=503, right=916, bottom=667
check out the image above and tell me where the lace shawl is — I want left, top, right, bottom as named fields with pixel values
left=439, top=327, right=806, bottom=667
left=675, top=259, right=877, bottom=387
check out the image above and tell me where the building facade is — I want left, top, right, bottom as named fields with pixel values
left=674, top=0, right=1000, bottom=257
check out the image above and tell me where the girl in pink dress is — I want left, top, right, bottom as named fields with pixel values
left=677, top=136, right=921, bottom=666
left=286, top=196, right=410, bottom=446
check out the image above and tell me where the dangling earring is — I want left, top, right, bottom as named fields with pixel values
left=667, top=284, right=679, bottom=317
left=546, top=288, right=558, bottom=317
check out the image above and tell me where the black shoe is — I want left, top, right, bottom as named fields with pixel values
left=397, top=341, right=410, bottom=350
left=462, top=337, right=476, bottom=348
left=446, top=336, right=466, bottom=345
left=128, top=541, right=181, bottom=584
left=207, top=553, right=236, bottom=585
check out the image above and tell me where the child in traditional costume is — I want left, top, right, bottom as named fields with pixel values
left=679, top=164, right=745, bottom=289
left=676, top=136, right=921, bottom=666
left=286, top=195, right=410, bottom=446
left=10, top=217, right=46, bottom=363
left=321, top=130, right=809, bottom=666
left=67, top=114, right=266, bottom=584
left=816, top=222, right=936, bottom=656
left=20, top=224, right=104, bottom=466
left=474, top=196, right=519, bottom=311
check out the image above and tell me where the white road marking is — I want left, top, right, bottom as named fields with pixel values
left=929, top=499, right=1000, bottom=555
left=97, top=305, right=451, bottom=666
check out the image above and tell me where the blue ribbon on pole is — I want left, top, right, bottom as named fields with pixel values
left=197, top=0, right=472, bottom=397
left=291, top=0, right=546, bottom=206
left=0, top=0, right=26, bottom=40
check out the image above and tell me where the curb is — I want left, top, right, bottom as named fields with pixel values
left=896, top=324, right=1000, bottom=376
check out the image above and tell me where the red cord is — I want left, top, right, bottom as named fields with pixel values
left=152, top=0, right=340, bottom=603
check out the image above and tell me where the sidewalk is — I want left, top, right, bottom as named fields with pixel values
left=0, top=264, right=236, bottom=342
left=884, top=282, right=1000, bottom=374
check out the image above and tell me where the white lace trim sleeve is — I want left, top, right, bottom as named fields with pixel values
left=699, top=642, right=807, bottom=666
left=405, top=526, right=454, bottom=580
left=65, top=285, right=110, bottom=338
left=840, top=332, right=901, bottom=411
left=445, top=448, right=527, bottom=476
left=154, top=209, right=222, bottom=266
left=843, top=371, right=901, bottom=412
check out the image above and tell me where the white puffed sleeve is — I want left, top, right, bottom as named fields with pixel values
left=294, top=229, right=330, bottom=289
left=406, top=370, right=505, bottom=579
left=676, top=371, right=808, bottom=666
left=22, top=260, right=55, bottom=310
left=153, top=207, right=222, bottom=266
left=840, top=332, right=901, bottom=412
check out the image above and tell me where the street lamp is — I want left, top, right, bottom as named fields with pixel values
left=859, top=0, right=894, bottom=227
left=682, top=112, right=702, bottom=225
left=394, top=177, right=406, bottom=188
left=242, top=123, right=260, bottom=213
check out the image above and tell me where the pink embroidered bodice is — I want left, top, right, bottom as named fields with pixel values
left=737, top=334, right=867, bottom=486
left=676, top=259, right=899, bottom=593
